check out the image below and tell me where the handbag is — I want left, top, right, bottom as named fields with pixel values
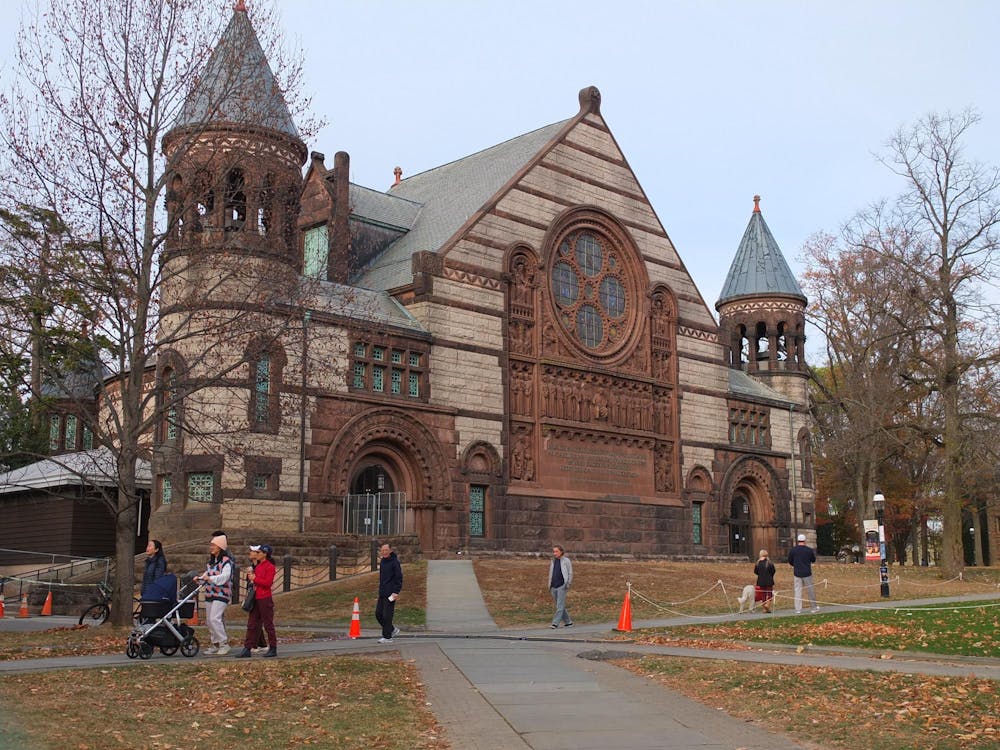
left=241, top=582, right=256, bottom=612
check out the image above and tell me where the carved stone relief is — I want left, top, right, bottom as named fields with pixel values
left=654, top=441, right=675, bottom=493
left=510, top=425, right=535, bottom=482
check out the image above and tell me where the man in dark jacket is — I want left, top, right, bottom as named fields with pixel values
left=376, top=543, right=403, bottom=643
left=787, top=534, right=818, bottom=613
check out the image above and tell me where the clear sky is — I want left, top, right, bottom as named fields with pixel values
left=1, top=0, right=998, bottom=355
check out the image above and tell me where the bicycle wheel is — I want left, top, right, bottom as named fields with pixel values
left=79, top=603, right=110, bottom=626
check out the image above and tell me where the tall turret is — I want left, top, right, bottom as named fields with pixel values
left=153, top=1, right=307, bottom=520
left=716, top=196, right=807, bottom=401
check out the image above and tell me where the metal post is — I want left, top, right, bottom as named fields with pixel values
left=283, top=554, right=293, bottom=593
left=873, top=492, right=890, bottom=598
left=370, top=540, right=378, bottom=572
left=328, top=545, right=338, bottom=581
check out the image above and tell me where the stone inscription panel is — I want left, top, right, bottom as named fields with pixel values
left=541, top=435, right=653, bottom=496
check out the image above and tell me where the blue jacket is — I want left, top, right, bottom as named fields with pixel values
left=141, top=552, right=168, bottom=596
left=788, top=544, right=816, bottom=578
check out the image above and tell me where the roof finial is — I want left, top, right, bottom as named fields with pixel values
left=393, top=166, right=402, bottom=187
left=233, top=0, right=247, bottom=12
left=753, top=194, right=761, bottom=213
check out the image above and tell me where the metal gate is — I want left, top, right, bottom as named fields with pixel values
left=343, top=492, right=407, bottom=536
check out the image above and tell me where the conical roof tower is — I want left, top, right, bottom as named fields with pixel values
left=716, top=197, right=807, bottom=383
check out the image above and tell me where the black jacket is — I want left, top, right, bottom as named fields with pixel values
left=378, top=552, right=403, bottom=598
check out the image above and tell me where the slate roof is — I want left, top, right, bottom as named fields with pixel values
left=717, top=201, right=805, bottom=307
left=0, top=447, right=151, bottom=495
left=309, top=280, right=429, bottom=336
left=353, top=119, right=571, bottom=290
left=348, top=184, right=422, bottom=231
left=729, top=368, right=795, bottom=405
left=39, top=358, right=108, bottom=400
left=173, top=6, right=299, bottom=139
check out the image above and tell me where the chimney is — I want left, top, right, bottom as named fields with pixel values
left=330, top=151, right=351, bottom=282
left=392, top=166, right=402, bottom=187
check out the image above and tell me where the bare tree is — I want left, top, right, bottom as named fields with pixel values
left=0, top=0, right=317, bottom=624
left=813, top=110, right=1000, bottom=577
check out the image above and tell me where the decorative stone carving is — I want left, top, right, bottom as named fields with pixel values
left=510, top=431, right=535, bottom=481
left=654, top=441, right=675, bottom=492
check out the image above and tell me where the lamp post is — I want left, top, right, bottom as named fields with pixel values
left=873, top=492, right=890, bottom=598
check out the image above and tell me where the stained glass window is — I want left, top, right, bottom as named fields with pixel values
left=303, top=224, right=329, bottom=279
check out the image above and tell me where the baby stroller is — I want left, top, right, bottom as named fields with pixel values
left=125, top=574, right=202, bottom=660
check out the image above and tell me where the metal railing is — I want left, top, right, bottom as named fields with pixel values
left=342, top=492, right=407, bottom=537
left=0, top=548, right=111, bottom=585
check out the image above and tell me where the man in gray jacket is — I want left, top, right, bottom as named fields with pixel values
left=548, top=545, right=574, bottom=628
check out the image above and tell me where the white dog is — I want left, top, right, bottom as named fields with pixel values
left=736, top=584, right=756, bottom=613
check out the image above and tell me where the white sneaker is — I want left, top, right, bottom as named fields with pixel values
left=392, top=627, right=400, bottom=637
left=811, top=607, right=821, bottom=613
left=216, top=644, right=230, bottom=655
left=204, top=645, right=219, bottom=655
left=377, top=637, right=394, bottom=644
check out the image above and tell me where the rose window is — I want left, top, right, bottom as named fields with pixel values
left=550, top=230, right=628, bottom=350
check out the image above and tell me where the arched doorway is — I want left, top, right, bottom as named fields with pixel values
left=344, top=458, right=405, bottom=536
left=729, top=493, right=751, bottom=555
left=721, top=457, right=784, bottom=560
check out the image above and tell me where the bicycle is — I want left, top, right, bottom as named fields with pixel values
left=78, top=582, right=141, bottom=626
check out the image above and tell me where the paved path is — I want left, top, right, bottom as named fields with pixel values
left=2, top=562, right=999, bottom=749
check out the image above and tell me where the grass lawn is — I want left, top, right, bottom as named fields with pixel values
left=613, top=656, right=999, bottom=750
left=0, top=656, right=447, bottom=750
left=635, top=600, right=1000, bottom=657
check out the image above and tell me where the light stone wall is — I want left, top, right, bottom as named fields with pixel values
left=680, top=391, right=729, bottom=445
left=429, top=346, right=503, bottom=413
left=456, top=416, right=504, bottom=460
left=222, top=497, right=301, bottom=531
left=408, top=299, right=503, bottom=351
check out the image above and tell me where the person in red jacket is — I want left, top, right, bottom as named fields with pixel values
left=235, top=544, right=277, bottom=658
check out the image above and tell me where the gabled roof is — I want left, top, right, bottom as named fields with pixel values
left=717, top=197, right=805, bottom=308
left=353, top=119, right=571, bottom=290
left=173, top=5, right=299, bottom=139
left=349, top=184, right=422, bottom=232
left=0, top=447, right=151, bottom=495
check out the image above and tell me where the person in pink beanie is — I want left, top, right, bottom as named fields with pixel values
left=195, top=532, right=234, bottom=655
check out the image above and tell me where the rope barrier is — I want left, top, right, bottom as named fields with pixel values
left=624, top=572, right=1000, bottom=622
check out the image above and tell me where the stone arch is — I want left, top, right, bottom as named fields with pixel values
left=460, top=440, right=502, bottom=478
left=321, top=408, right=451, bottom=551
left=720, top=456, right=788, bottom=559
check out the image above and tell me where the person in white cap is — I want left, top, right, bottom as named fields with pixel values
left=194, top=532, right=234, bottom=654
left=787, top=533, right=818, bottom=613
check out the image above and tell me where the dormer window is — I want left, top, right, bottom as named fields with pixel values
left=303, top=223, right=328, bottom=278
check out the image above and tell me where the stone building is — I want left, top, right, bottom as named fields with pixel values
left=145, top=3, right=814, bottom=559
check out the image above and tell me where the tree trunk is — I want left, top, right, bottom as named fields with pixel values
left=112, top=448, right=139, bottom=627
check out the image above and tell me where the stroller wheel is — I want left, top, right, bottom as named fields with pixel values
left=181, top=636, right=199, bottom=658
left=125, top=641, right=139, bottom=659
left=138, top=641, right=154, bottom=660
left=160, top=645, right=179, bottom=656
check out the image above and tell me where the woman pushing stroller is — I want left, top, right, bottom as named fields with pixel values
left=194, top=532, right=234, bottom=655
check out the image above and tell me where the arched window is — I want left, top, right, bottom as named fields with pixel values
left=163, top=368, right=179, bottom=442
left=224, top=168, right=246, bottom=231
left=257, top=174, right=273, bottom=235
left=247, top=340, right=285, bottom=433
left=253, top=353, right=270, bottom=425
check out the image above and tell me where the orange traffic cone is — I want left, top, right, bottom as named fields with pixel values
left=348, top=597, right=361, bottom=639
left=18, top=593, right=29, bottom=618
left=0, top=596, right=5, bottom=618
left=614, top=583, right=632, bottom=632
left=187, top=600, right=200, bottom=626
left=40, top=591, right=53, bottom=616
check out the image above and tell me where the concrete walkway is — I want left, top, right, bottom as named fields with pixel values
left=414, top=560, right=806, bottom=749
left=2, top=562, right=999, bottom=749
